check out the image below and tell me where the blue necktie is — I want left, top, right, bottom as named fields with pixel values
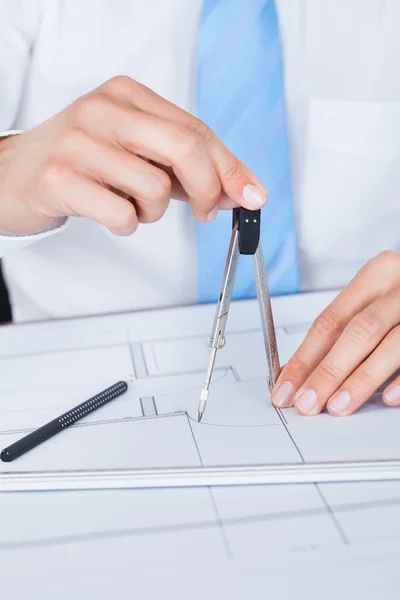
left=197, top=0, right=300, bottom=302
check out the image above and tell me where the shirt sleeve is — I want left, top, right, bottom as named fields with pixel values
left=0, top=0, right=42, bottom=131
left=0, top=218, right=70, bottom=258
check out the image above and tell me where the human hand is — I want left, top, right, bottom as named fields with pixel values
left=0, top=76, right=266, bottom=236
left=271, top=251, right=400, bottom=416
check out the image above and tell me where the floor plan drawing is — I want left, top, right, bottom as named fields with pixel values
left=1, top=310, right=398, bottom=472
left=1, top=291, right=400, bottom=598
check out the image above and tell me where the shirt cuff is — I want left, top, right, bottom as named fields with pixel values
left=0, top=130, right=70, bottom=256
left=0, top=130, right=23, bottom=138
left=0, top=218, right=69, bottom=257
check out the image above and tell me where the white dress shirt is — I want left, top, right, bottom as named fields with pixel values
left=1, top=0, right=400, bottom=322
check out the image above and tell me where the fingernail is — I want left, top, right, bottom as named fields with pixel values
left=384, top=385, right=400, bottom=405
left=206, top=206, right=218, bottom=222
left=272, top=381, right=295, bottom=408
left=242, top=184, right=267, bottom=208
left=328, top=390, right=351, bottom=414
left=296, top=389, right=317, bottom=413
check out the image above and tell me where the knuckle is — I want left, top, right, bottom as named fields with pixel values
left=151, top=170, right=172, bottom=201
left=111, top=202, right=137, bottom=232
left=316, top=362, right=344, bottom=384
left=206, top=184, right=222, bottom=207
left=311, top=309, right=343, bottom=340
left=386, top=324, right=400, bottom=347
left=194, top=181, right=221, bottom=209
left=139, top=203, right=169, bottom=224
left=103, top=75, right=136, bottom=96
left=347, top=312, right=385, bottom=342
left=222, top=159, right=244, bottom=183
left=191, top=120, right=215, bottom=148
left=74, top=92, right=115, bottom=123
left=39, top=159, right=68, bottom=192
left=176, top=129, right=202, bottom=160
left=56, top=127, right=86, bottom=158
left=287, top=355, right=311, bottom=382
left=355, top=367, right=376, bottom=388
left=373, top=250, right=400, bottom=271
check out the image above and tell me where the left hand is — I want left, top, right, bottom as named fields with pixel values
left=271, top=251, right=400, bottom=416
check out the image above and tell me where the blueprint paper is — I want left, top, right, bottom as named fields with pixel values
left=2, top=483, right=400, bottom=599
left=1, top=291, right=399, bottom=473
left=1, top=290, right=400, bottom=597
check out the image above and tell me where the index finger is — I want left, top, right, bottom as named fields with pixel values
left=101, top=76, right=268, bottom=210
left=271, top=257, right=396, bottom=409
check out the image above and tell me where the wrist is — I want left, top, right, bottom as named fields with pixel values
left=0, top=131, right=46, bottom=236
left=0, top=130, right=23, bottom=149
left=0, top=131, right=22, bottom=168
left=0, top=130, right=68, bottom=237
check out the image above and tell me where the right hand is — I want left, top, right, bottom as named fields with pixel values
left=0, top=76, right=267, bottom=237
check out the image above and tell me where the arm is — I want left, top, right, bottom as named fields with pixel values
left=0, top=74, right=267, bottom=251
left=0, top=1, right=69, bottom=256
left=0, top=2, right=267, bottom=257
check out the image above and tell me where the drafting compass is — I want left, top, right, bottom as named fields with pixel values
left=197, top=207, right=280, bottom=421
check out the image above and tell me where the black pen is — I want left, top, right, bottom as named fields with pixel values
left=0, top=380, right=132, bottom=463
